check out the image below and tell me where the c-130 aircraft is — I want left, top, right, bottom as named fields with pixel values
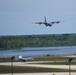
left=35, top=16, right=61, bottom=27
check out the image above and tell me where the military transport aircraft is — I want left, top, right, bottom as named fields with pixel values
left=35, top=16, right=61, bottom=27
left=15, top=55, right=34, bottom=62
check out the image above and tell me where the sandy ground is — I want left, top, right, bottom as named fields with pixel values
left=0, top=72, right=76, bottom=75
left=0, top=61, right=76, bottom=75
left=0, top=62, right=76, bottom=70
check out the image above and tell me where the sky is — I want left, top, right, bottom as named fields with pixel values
left=0, top=0, right=76, bottom=35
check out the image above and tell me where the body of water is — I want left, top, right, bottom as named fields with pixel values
left=0, top=46, right=76, bottom=57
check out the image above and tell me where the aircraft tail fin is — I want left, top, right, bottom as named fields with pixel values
left=44, top=16, right=46, bottom=22
left=18, top=55, right=23, bottom=59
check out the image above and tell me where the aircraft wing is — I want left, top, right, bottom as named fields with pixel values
left=51, top=21, right=60, bottom=24
left=35, top=22, right=44, bottom=24
left=19, top=57, right=34, bottom=62
left=51, top=22, right=55, bottom=24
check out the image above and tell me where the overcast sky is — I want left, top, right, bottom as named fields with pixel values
left=0, top=0, right=76, bottom=35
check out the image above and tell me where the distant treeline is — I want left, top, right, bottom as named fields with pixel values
left=0, top=34, right=76, bottom=50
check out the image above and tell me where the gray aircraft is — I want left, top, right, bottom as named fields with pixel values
left=15, top=55, right=34, bottom=62
left=35, top=16, right=61, bottom=27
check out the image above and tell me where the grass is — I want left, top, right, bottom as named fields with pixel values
left=32, top=61, right=76, bottom=65
left=0, top=65, right=75, bottom=73
left=34, top=56, right=76, bottom=62
left=0, top=56, right=76, bottom=73
left=0, top=56, right=76, bottom=62
left=0, top=58, right=21, bottom=62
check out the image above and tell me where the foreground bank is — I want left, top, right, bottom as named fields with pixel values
left=0, top=72, right=76, bottom=75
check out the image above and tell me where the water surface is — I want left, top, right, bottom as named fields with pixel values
left=0, top=46, right=76, bottom=57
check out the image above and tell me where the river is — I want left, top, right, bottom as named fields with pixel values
left=0, top=46, right=76, bottom=57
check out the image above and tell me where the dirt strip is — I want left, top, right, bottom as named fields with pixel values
left=0, top=72, right=76, bottom=75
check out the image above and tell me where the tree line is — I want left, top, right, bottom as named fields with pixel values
left=0, top=34, right=76, bottom=50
